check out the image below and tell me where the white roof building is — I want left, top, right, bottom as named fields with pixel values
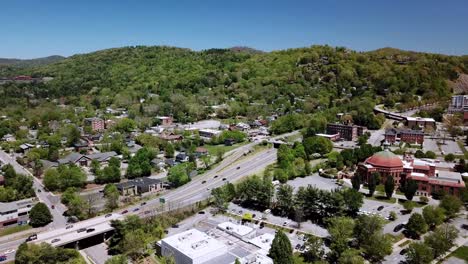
left=217, top=222, right=256, bottom=239
left=160, top=229, right=228, bottom=264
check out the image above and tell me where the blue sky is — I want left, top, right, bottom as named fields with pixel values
left=1, top=0, right=467, bottom=58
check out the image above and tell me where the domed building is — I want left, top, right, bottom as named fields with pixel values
left=357, top=148, right=465, bottom=197
left=358, top=149, right=405, bottom=186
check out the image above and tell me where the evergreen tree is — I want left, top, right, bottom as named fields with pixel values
left=384, top=176, right=395, bottom=199
left=268, top=230, right=294, bottom=264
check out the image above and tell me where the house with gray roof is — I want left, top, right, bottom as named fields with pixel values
left=116, top=177, right=163, bottom=196
left=58, top=151, right=118, bottom=167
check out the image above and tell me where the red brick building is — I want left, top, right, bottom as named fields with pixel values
left=357, top=150, right=465, bottom=197
left=326, top=123, right=364, bottom=141
left=84, top=117, right=105, bottom=132
left=384, top=128, right=424, bottom=145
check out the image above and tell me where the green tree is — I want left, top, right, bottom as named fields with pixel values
left=338, top=248, right=365, bottom=264
left=403, top=179, right=418, bottom=201
left=303, top=136, right=333, bottom=156
left=406, top=213, right=428, bottom=238
left=167, top=163, right=191, bottom=187
left=368, top=172, right=380, bottom=197
left=422, top=205, right=445, bottom=228
left=327, top=217, right=355, bottom=259
left=268, top=230, right=294, bottom=264
left=29, top=202, right=53, bottom=227
left=405, top=242, right=433, bottom=264
left=303, top=236, right=325, bottom=262
left=424, top=224, right=458, bottom=259
left=15, top=242, right=84, bottom=264
left=351, top=174, right=361, bottom=191
left=342, top=188, right=363, bottom=214
left=105, top=255, right=128, bottom=264
left=384, top=176, right=395, bottom=199
left=353, top=215, right=384, bottom=245
left=104, top=184, right=120, bottom=210
left=361, top=233, right=392, bottom=262
left=439, top=195, right=462, bottom=219
left=403, top=200, right=416, bottom=212
left=165, top=143, right=175, bottom=158
left=275, top=184, right=294, bottom=216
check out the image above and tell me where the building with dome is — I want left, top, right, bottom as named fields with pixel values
left=357, top=149, right=465, bottom=197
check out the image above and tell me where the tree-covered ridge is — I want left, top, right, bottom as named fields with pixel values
left=1, top=45, right=467, bottom=122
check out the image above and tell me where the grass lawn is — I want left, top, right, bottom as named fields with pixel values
left=449, top=246, right=468, bottom=261
left=398, top=200, right=425, bottom=208
left=387, top=233, right=405, bottom=244
left=398, top=240, right=411, bottom=247
left=204, top=142, right=247, bottom=155
left=0, top=224, right=32, bottom=237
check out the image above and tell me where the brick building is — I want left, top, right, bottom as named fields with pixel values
left=326, top=123, right=364, bottom=141
left=384, top=128, right=424, bottom=145
left=84, top=117, right=105, bottom=132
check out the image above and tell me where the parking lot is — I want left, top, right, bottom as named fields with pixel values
left=287, top=173, right=339, bottom=192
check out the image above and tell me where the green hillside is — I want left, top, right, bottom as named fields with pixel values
left=0, top=45, right=467, bottom=124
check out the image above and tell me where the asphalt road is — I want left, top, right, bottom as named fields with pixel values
left=0, top=151, right=68, bottom=228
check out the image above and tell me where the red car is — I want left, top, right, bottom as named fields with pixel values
left=121, top=210, right=128, bottom=214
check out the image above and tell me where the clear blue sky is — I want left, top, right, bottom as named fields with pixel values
left=1, top=0, right=468, bottom=58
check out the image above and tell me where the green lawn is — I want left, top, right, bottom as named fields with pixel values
left=365, top=195, right=396, bottom=204
left=0, top=224, right=32, bottom=237
left=450, top=246, right=468, bottom=261
left=204, top=142, right=247, bottom=155
left=398, top=200, right=425, bottom=208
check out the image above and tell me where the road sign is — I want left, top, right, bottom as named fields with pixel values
left=159, top=197, right=165, bottom=204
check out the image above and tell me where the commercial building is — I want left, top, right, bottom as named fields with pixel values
left=448, top=95, right=468, bottom=113
left=384, top=128, right=424, bottom=145
left=116, top=177, right=163, bottom=196
left=160, top=229, right=228, bottom=264
left=357, top=149, right=465, bottom=197
left=198, top=129, right=222, bottom=139
left=326, top=123, right=364, bottom=141
left=0, top=198, right=38, bottom=228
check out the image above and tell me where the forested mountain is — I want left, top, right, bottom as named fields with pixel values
left=0, top=55, right=65, bottom=67
left=0, top=45, right=467, bottom=125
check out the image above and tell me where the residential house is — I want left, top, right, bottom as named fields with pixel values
left=1, top=134, right=16, bottom=142
left=116, top=177, right=163, bottom=196
left=198, top=129, right=221, bottom=139
left=157, top=116, right=173, bottom=127
left=74, top=139, right=90, bottom=152
left=195, top=147, right=208, bottom=157
left=176, top=153, right=189, bottom=163
left=58, top=151, right=118, bottom=167
left=19, top=143, right=35, bottom=154
left=159, top=132, right=183, bottom=142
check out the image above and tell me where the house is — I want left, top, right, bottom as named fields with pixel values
left=58, top=151, right=118, bottom=167
left=159, top=133, right=183, bottom=142
left=116, top=177, right=163, bottom=196
left=151, top=158, right=166, bottom=169
left=194, top=147, right=208, bottom=157
left=176, top=153, right=189, bottom=163
left=157, top=116, right=173, bottom=127
left=84, top=117, right=105, bottom=132
left=165, top=159, right=177, bottom=167
left=0, top=198, right=38, bottom=228
left=1, top=134, right=16, bottom=142
left=19, top=143, right=35, bottom=153
left=73, top=139, right=90, bottom=152
left=198, top=129, right=221, bottom=139
left=224, top=138, right=236, bottom=146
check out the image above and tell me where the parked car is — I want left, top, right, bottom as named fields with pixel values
left=105, top=214, right=112, bottom=218
left=236, top=166, right=240, bottom=170
left=77, top=228, right=86, bottom=233
left=172, top=224, right=179, bottom=228
left=37, top=189, right=41, bottom=193
left=86, top=228, right=95, bottom=233
left=26, top=234, right=37, bottom=241
left=65, top=225, right=74, bottom=229
left=140, top=202, right=147, bottom=206
left=51, top=238, right=60, bottom=243
left=214, top=175, right=218, bottom=178
left=198, top=211, right=206, bottom=214
left=0, top=255, right=7, bottom=262
left=222, top=178, right=226, bottom=181
left=295, top=244, right=301, bottom=250
left=394, top=224, right=405, bottom=232
left=283, top=221, right=289, bottom=226
left=133, top=208, right=140, bottom=212
left=377, top=206, right=384, bottom=211
left=201, top=180, right=206, bottom=184
left=51, top=205, right=55, bottom=209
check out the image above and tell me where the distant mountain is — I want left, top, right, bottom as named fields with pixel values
left=0, top=55, right=65, bottom=67
left=229, top=46, right=264, bottom=54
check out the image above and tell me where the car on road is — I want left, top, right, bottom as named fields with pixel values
left=236, top=166, right=240, bottom=170
left=51, top=238, right=60, bottom=243
left=222, top=178, right=226, bottom=181
left=393, top=224, right=405, bottom=232
left=172, top=224, right=179, bottom=228
left=214, top=175, right=218, bottom=178
left=283, top=221, right=289, bottom=226
left=105, top=213, right=112, bottom=218
left=140, top=202, right=147, bottom=206
left=26, top=234, right=37, bottom=241
left=377, top=206, right=384, bottom=211
left=122, top=210, right=128, bottom=214
left=259, top=222, right=265, bottom=229
left=37, top=189, right=41, bottom=193
left=295, top=244, right=301, bottom=250
left=0, top=255, right=7, bottom=261
left=3, top=249, right=14, bottom=255
left=133, top=208, right=140, bottom=212
left=86, top=228, right=95, bottom=233
left=201, top=180, right=206, bottom=184
left=51, top=205, right=55, bottom=209
left=65, top=225, right=73, bottom=229
left=198, top=211, right=205, bottom=214
left=77, top=228, right=86, bottom=233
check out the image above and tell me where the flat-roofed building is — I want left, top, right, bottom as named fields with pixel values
left=160, top=229, right=228, bottom=264
left=326, top=123, right=364, bottom=141
left=217, top=222, right=256, bottom=239
left=0, top=198, right=38, bottom=228
left=405, top=117, right=436, bottom=130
